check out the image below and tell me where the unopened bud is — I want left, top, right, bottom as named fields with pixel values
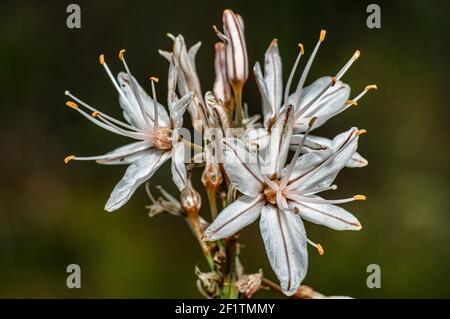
left=201, top=163, right=223, bottom=191
left=218, top=9, right=248, bottom=89
left=180, top=177, right=201, bottom=216
left=213, top=42, right=233, bottom=112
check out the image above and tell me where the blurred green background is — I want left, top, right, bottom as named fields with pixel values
left=0, top=0, right=449, bottom=298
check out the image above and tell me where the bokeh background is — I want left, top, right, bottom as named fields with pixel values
left=1, top=0, right=449, bottom=298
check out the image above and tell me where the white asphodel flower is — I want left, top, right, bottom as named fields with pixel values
left=64, top=50, right=193, bottom=212
left=203, top=107, right=366, bottom=295
left=254, top=30, right=376, bottom=167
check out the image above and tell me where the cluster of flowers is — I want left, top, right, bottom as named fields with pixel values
left=65, top=9, right=375, bottom=296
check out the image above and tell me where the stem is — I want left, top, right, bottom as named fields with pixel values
left=261, top=278, right=327, bottom=299
left=187, top=214, right=215, bottom=271
left=221, top=236, right=239, bottom=299
left=182, top=138, right=203, bottom=152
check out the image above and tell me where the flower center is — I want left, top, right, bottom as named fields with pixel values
left=263, top=179, right=280, bottom=205
left=150, top=127, right=173, bottom=150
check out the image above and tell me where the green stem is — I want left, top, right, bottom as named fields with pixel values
left=187, top=214, right=215, bottom=271
left=221, top=236, right=239, bottom=299
left=232, top=85, right=244, bottom=127
left=206, top=189, right=218, bottom=220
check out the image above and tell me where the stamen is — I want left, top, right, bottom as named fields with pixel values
left=295, top=76, right=336, bottom=119
left=99, top=55, right=135, bottom=111
left=256, top=144, right=278, bottom=189
left=64, top=155, right=76, bottom=164
left=352, top=84, right=377, bottom=103
left=298, top=43, right=304, bottom=55
left=66, top=101, right=78, bottom=110
left=119, top=49, right=151, bottom=127
left=283, top=42, right=305, bottom=105
left=280, top=117, right=316, bottom=188
left=286, top=193, right=363, bottom=205
left=94, top=114, right=146, bottom=140
left=294, top=29, right=327, bottom=103
left=65, top=90, right=147, bottom=134
left=356, top=129, right=367, bottom=136
left=319, top=29, right=326, bottom=42
left=287, top=129, right=361, bottom=190
left=118, top=49, right=126, bottom=61
left=306, top=238, right=324, bottom=255
left=149, top=76, right=159, bottom=132
left=287, top=184, right=337, bottom=196
left=345, top=99, right=358, bottom=106
left=335, top=50, right=360, bottom=81
left=316, top=243, right=324, bottom=255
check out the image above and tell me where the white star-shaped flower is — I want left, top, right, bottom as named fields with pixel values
left=204, top=107, right=366, bottom=295
left=65, top=50, right=192, bottom=212
left=254, top=31, right=376, bottom=168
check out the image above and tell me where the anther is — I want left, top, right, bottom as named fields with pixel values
left=149, top=76, right=159, bottom=83
left=64, top=155, right=76, bottom=164
left=308, top=116, right=317, bottom=128
left=355, top=129, right=367, bottom=136
left=365, top=84, right=378, bottom=91
left=99, top=54, right=105, bottom=65
left=319, top=29, right=326, bottom=42
left=354, top=50, right=361, bottom=60
left=298, top=43, right=304, bottom=55
left=345, top=99, right=358, bottom=106
left=331, top=76, right=337, bottom=86
left=316, top=243, right=324, bottom=256
left=66, top=101, right=78, bottom=109
left=353, top=195, right=367, bottom=201
left=91, top=111, right=100, bottom=117
left=118, top=49, right=126, bottom=60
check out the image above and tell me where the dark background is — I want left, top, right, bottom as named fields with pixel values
left=0, top=0, right=449, bottom=298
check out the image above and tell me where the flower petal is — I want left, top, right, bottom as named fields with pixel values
left=253, top=62, right=273, bottom=128
left=291, top=77, right=350, bottom=132
left=203, top=195, right=264, bottom=240
left=264, top=39, right=283, bottom=114
left=105, top=149, right=171, bottom=212
left=260, top=205, right=308, bottom=296
left=171, top=142, right=187, bottom=191
left=96, top=141, right=152, bottom=165
left=288, top=127, right=360, bottom=191
left=289, top=197, right=362, bottom=231
left=159, top=34, right=203, bottom=131
left=290, top=134, right=367, bottom=168
left=117, top=72, right=170, bottom=129
left=170, top=92, right=192, bottom=129
left=244, top=128, right=270, bottom=151
left=266, top=106, right=294, bottom=176
left=222, top=138, right=264, bottom=197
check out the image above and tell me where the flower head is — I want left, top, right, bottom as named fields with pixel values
left=65, top=51, right=192, bottom=211
left=204, top=107, right=365, bottom=295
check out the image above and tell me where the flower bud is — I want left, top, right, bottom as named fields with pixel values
left=159, top=34, right=204, bottom=131
left=213, top=42, right=232, bottom=112
left=201, top=143, right=223, bottom=191
left=180, top=173, right=201, bottom=216
left=215, top=9, right=248, bottom=90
